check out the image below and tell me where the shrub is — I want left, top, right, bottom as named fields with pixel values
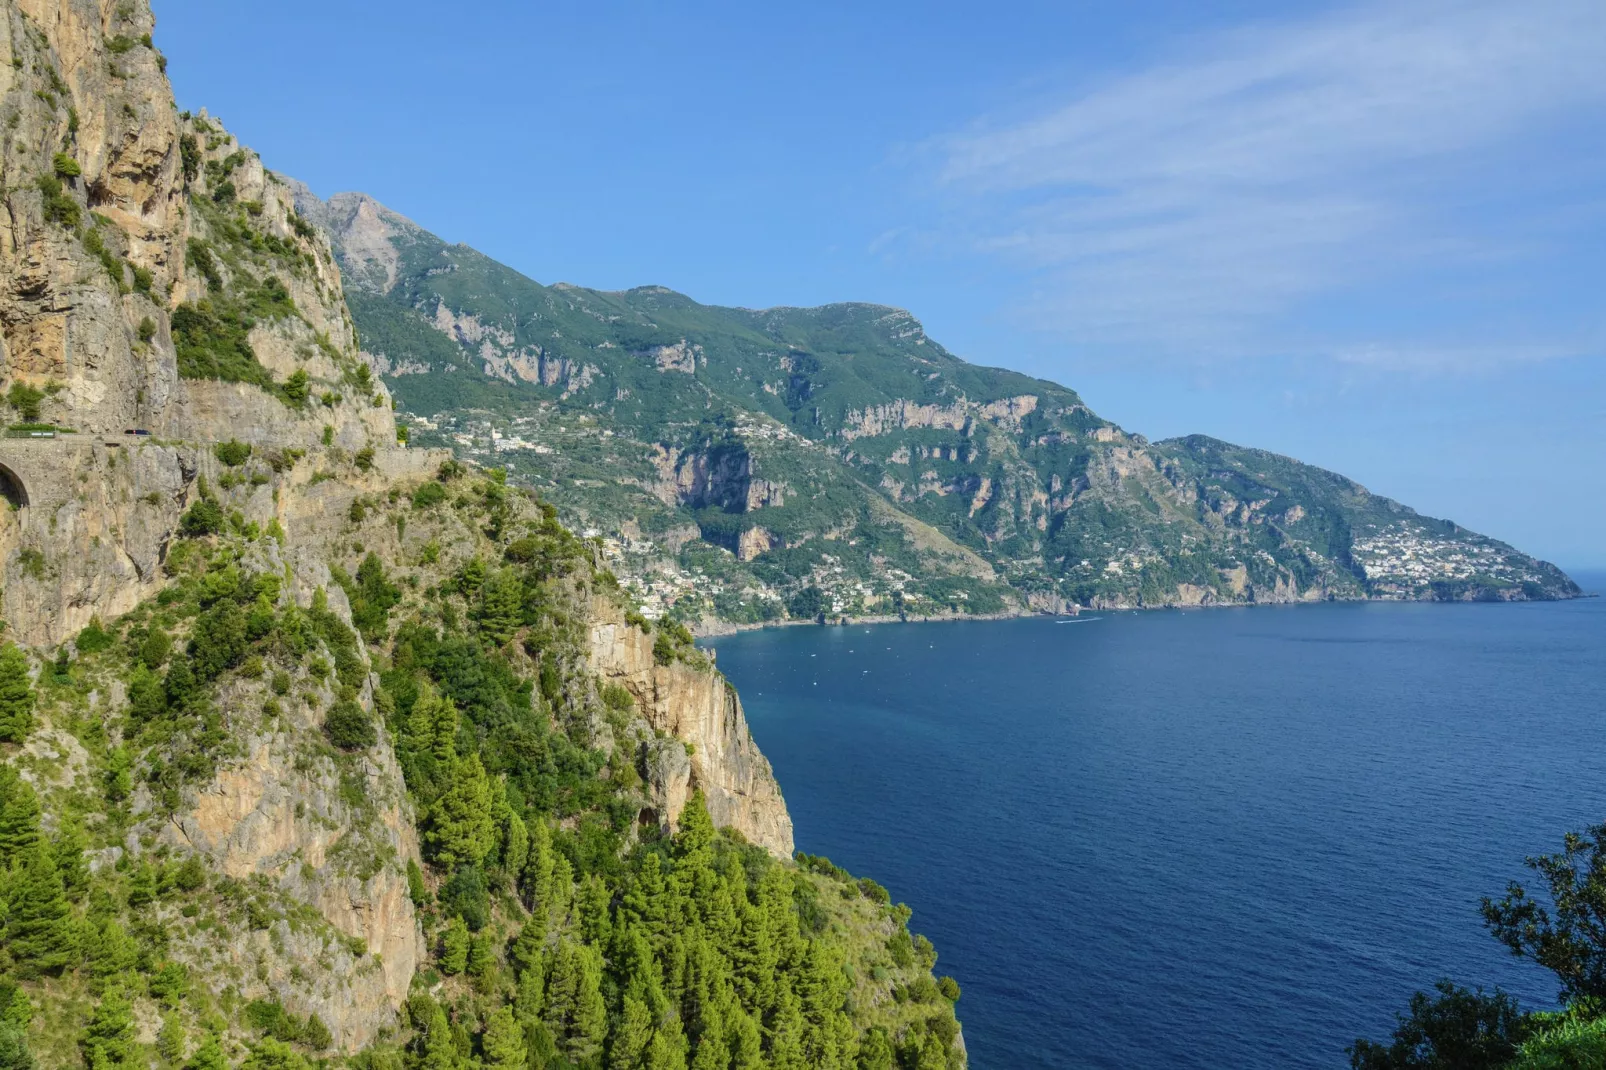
left=324, top=699, right=376, bottom=750
left=354, top=447, right=375, bottom=472
left=139, top=628, right=171, bottom=669
left=6, top=383, right=44, bottom=423
left=282, top=369, right=310, bottom=406
left=213, top=439, right=251, bottom=467
left=35, top=175, right=79, bottom=228
left=51, top=152, right=80, bottom=178
left=137, top=317, right=157, bottom=343
left=412, top=482, right=446, bottom=509
left=75, top=617, right=114, bottom=654
left=243, top=999, right=302, bottom=1043
left=179, top=498, right=224, bottom=537
left=1484, top=823, right=1606, bottom=1004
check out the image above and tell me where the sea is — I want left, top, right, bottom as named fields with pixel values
left=705, top=572, right=1606, bottom=1069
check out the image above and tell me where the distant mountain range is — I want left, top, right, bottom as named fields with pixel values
left=290, top=187, right=1581, bottom=625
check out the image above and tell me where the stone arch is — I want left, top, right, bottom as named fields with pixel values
left=0, top=462, right=27, bottom=511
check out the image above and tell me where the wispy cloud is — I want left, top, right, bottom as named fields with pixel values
left=924, top=0, right=1606, bottom=367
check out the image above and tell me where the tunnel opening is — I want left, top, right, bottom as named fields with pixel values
left=0, top=463, right=27, bottom=511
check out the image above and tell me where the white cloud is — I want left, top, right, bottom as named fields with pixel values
left=926, top=0, right=1606, bottom=366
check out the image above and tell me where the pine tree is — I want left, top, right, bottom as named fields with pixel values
left=164, top=655, right=197, bottom=711
left=0, top=644, right=34, bottom=743
left=126, top=663, right=167, bottom=725
left=425, top=753, right=495, bottom=869
left=482, top=1006, right=526, bottom=1069
left=522, top=816, right=554, bottom=913
left=798, top=941, right=854, bottom=1069
left=53, top=820, right=89, bottom=901
left=468, top=930, right=495, bottom=980
left=240, top=1037, right=311, bottom=1069
left=623, top=853, right=669, bottom=936
left=646, top=1015, right=688, bottom=1070
left=86, top=918, right=139, bottom=987
left=438, top=916, right=470, bottom=975
left=157, top=1012, right=186, bottom=1064
left=184, top=1032, right=227, bottom=1070
left=916, top=1032, right=948, bottom=1070
left=513, top=959, right=544, bottom=1011
left=0, top=1021, right=34, bottom=1070
left=7, top=848, right=78, bottom=977
left=579, top=873, right=612, bottom=946
left=509, top=916, right=546, bottom=980
left=0, top=982, right=30, bottom=1029
left=688, top=1002, right=730, bottom=1070
left=608, top=995, right=653, bottom=1070
left=548, top=852, right=575, bottom=928
left=766, top=986, right=807, bottom=1070
left=619, top=925, right=668, bottom=1016
left=0, top=767, right=42, bottom=865
left=544, top=940, right=607, bottom=1065
left=501, top=810, right=529, bottom=885
left=417, top=1003, right=458, bottom=1070
left=79, top=987, right=136, bottom=1068
left=856, top=1028, right=894, bottom=1070
left=477, top=568, right=523, bottom=645
left=728, top=1009, right=764, bottom=1070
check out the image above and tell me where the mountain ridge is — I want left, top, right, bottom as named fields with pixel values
left=295, top=188, right=1580, bottom=625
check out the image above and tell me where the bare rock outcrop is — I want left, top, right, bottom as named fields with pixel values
left=588, top=605, right=795, bottom=859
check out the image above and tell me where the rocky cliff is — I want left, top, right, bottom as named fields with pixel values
left=587, top=606, right=794, bottom=859
left=0, top=7, right=958, bottom=1067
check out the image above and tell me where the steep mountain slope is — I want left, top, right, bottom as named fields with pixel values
left=0, top=4, right=962, bottom=1068
left=298, top=191, right=1580, bottom=624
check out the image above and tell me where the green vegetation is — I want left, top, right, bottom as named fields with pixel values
left=5, top=384, right=44, bottom=424
left=35, top=175, right=79, bottom=228
left=1350, top=823, right=1606, bottom=1069
left=331, top=204, right=1577, bottom=624
left=214, top=440, right=252, bottom=467
left=0, top=463, right=960, bottom=1069
left=171, top=299, right=277, bottom=390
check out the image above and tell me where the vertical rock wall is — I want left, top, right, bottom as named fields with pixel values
left=588, top=606, right=795, bottom=859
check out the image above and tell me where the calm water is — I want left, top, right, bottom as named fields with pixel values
left=708, top=576, right=1606, bottom=1069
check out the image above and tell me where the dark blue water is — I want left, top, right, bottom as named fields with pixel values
left=708, top=578, right=1606, bottom=1069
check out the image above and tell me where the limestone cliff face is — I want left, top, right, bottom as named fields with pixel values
left=0, top=0, right=392, bottom=449
left=588, top=605, right=795, bottom=859
left=0, top=4, right=805, bottom=1058
left=161, top=660, right=424, bottom=1051
left=0, top=0, right=399, bottom=639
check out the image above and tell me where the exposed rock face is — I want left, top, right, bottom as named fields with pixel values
left=840, top=394, right=1040, bottom=441
left=0, top=0, right=393, bottom=450
left=163, top=671, right=424, bottom=1050
left=587, top=606, right=795, bottom=859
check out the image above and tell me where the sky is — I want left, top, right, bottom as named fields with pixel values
left=151, top=0, right=1606, bottom=569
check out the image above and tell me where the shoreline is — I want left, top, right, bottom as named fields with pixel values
left=689, top=585, right=1593, bottom=639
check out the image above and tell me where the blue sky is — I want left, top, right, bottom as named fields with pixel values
left=152, top=0, right=1605, bottom=569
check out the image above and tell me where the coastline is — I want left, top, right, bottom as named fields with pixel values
left=688, top=584, right=1593, bottom=639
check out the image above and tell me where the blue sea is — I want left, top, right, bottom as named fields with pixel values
left=707, top=574, right=1606, bottom=1069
